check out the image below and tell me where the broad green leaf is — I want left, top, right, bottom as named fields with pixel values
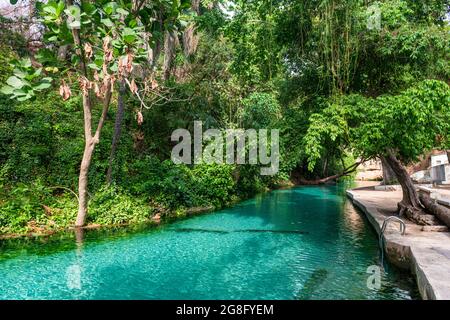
left=103, top=2, right=117, bottom=15
left=56, top=1, right=65, bottom=16
left=43, top=5, right=57, bottom=15
left=122, top=28, right=137, bottom=44
left=0, top=85, right=14, bottom=95
left=17, top=94, right=33, bottom=102
left=34, top=68, right=43, bottom=78
left=7, top=76, right=24, bottom=89
left=13, top=69, right=27, bottom=79
left=65, top=5, right=80, bottom=18
left=13, top=89, right=28, bottom=97
left=128, top=19, right=137, bottom=28
left=34, top=82, right=52, bottom=91
left=101, top=18, right=114, bottom=28
left=20, top=58, right=32, bottom=68
left=109, top=63, right=118, bottom=72
left=116, top=8, right=129, bottom=16
left=65, top=5, right=81, bottom=29
left=88, top=63, right=101, bottom=70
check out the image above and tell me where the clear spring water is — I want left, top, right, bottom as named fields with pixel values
left=0, top=185, right=419, bottom=300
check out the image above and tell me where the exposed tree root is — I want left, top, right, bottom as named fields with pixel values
left=419, top=193, right=450, bottom=228
left=397, top=201, right=439, bottom=226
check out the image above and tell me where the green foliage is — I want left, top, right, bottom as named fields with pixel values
left=241, top=93, right=281, bottom=129
left=192, top=163, right=237, bottom=208
left=302, top=94, right=368, bottom=172
left=126, top=156, right=237, bottom=210
left=88, top=186, right=152, bottom=225
left=226, top=0, right=282, bottom=89
left=0, top=15, right=28, bottom=57
left=0, top=91, right=83, bottom=184
left=304, top=80, right=450, bottom=172
left=234, top=165, right=266, bottom=198
left=1, top=58, right=53, bottom=101
left=0, top=180, right=52, bottom=234
left=355, top=80, right=450, bottom=162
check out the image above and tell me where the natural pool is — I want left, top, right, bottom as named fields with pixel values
left=0, top=185, right=419, bottom=300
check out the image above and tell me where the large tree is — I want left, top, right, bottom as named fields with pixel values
left=304, top=80, right=450, bottom=224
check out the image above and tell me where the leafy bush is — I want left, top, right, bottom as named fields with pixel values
left=0, top=180, right=52, bottom=234
left=88, top=186, right=152, bottom=225
left=126, top=157, right=238, bottom=210
left=235, top=165, right=266, bottom=198
left=241, top=92, right=281, bottom=129
left=192, top=163, right=237, bottom=208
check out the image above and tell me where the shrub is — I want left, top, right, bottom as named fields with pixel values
left=192, top=163, right=236, bottom=208
left=0, top=180, right=52, bottom=234
left=88, top=186, right=152, bottom=225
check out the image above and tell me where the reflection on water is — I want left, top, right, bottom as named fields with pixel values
left=342, top=201, right=366, bottom=235
left=0, top=184, right=419, bottom=300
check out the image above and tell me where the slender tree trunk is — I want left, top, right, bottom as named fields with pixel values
left=107, top=81, right=126, bottom=184
left=299, top=161, right=362, bottom=185
left=163, top=30, right=177, bottom=80
left=299, top=172, right=347, bottom=185
left=322, top=156, right=328, bottom=177
left=75, top=93, right=94, bottom=227
left=182, top=0, right=201, bottom=57
left=57, top=45, right=69, bottom=61
left=76, top=142, right=94, bottom=226
left=67, top=0, right=114, bottom=227
left=75, top=86, right=112, bottom=227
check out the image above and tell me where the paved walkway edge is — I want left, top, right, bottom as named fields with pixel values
left=346, top=190, right=448, bottom=300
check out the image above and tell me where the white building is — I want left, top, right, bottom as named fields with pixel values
left=430, top=153, right=450, bottom=185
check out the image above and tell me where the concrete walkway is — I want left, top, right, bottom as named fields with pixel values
left=347, top=187, right=450, bottom=300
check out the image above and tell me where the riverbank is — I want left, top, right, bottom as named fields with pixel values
left=347, top=186, right=450, bottom=300
left=0, top=173, right=294, bottom=240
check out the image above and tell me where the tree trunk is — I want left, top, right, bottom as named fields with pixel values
left=163, top=30, right=178, bottom=80
left=322, top=156, right=328, bottom=177
left=107, top=81, right=126, bottom=184
left=75, top=86, right=112, bottom=227
left=381, top=156, right=396, bottom=185
left=382, top=150, right=435, bottom=225
left=299, top=161, right=362, bottom=185
left=182, top=25, right=199, bottom=57
left=57, top=45, right=69, bottom=61
left=299, top=173, right=347, bottom=185
left=67, top=0, right=113, bottom=227
left=76, top=142, right=94, bottom=227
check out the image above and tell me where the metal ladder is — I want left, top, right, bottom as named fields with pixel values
left=379, top=216, right=406, bottom=265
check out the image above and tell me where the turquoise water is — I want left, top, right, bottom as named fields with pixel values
left=0, top=185, right=419, bottom=300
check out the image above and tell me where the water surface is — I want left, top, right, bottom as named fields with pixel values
left=0, top=185, right=419, bottom=299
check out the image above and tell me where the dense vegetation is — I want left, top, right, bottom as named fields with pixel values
left=0, top=0, right=449, bottom=236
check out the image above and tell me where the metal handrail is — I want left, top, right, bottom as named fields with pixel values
left=379, top=216, right=406, bottom=265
